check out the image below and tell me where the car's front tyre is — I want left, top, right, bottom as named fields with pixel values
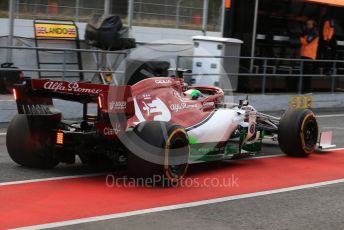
left=278, top=109, right=318, bottom=157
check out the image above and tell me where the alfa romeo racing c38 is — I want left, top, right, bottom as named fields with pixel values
left=6, top=76, right=318, bottom=183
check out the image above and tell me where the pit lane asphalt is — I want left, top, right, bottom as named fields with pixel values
left=1, top=111, right=343, bottom=184
left=1, top=112, right=344, bottom=230
left=0, top=128, right=99, bottom=183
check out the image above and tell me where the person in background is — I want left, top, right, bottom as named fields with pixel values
left=300, top=19, right=319, bottom=93
left=318, top=6, right=336, bottom=74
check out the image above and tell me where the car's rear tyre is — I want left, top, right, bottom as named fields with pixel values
left=6, top=114, right=59, bottom=168
left=278, top=109, right=318, bottom=157
left=127, top=121, right=190, bottom=185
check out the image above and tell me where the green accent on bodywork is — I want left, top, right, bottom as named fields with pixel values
left=189, top=143, right=239, bottom=162
left=241, top=130, right=265, bottom=153
left=188, top=130, right=265, bottom=162
left=225, top=144, right=239, bottom=155
left=242, top=141, right=263, bottom=152
left=188, top=136, right=198, bottom=145
left=191, top=154, right=227, bottom=162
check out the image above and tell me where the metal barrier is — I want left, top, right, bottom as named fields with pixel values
left=133, top=0, right=222, bottom=32
left=7, top=0, right=222, bottom=32
left=0, top=46, right=127, bottom=81
left=14, top=0, right=127, bottom=22
left=2, top=45, right=344, bottom=95
left=177, top=55, right=344, bottom=94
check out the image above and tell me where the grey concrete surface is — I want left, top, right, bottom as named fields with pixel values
left=0, top=135, right=99, bottom=183
left=55, top=183, right=344, bottom=230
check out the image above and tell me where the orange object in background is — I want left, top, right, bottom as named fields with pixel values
left=225, top=0, right=232, bottom=9
left=304, top=0, right=344, bottom=7
left=323, top=20, right=335, bottom=41
left=49, top=1, right=58, bottom=16
left=193, top=15, right=202, bottom=25
left=300, top=35, right=319, bottom=60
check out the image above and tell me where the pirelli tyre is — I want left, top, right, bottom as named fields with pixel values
left=6, top=114, right=59, bottom=169
left=126, top=121, right=190, bottom=185
left=278, top=109, right=318, bottom=157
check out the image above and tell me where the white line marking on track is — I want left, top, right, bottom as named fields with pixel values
left=316, top=114, right=344, bottom=118
left=319, top=147, right=344, bottom=152
left=255, top=114, right=344, bottom=119
left=0, top=133, right=6, bottom=136
left=13, top=178, right=344, bottom=230
left=0, top=173, right=106, bottom=187
left=322, top=127, right=344, bottom=130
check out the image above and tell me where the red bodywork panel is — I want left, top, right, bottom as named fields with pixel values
left=127, top=77, right=224, bottom=129
left=15, top=77, right=224, bottom=139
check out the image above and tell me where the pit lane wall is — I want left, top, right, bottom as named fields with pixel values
left=0, top=93, right=343, bottom=123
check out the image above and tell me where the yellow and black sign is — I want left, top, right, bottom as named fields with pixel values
left=34, top=23, right=77, bottom=39
left=290, top=95, right=314, bottom=109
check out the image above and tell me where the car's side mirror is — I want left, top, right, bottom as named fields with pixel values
left=183, top=83, right=189, bottom=91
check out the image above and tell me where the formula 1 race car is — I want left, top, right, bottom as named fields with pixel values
left=6, top=76, right=319, bottom=183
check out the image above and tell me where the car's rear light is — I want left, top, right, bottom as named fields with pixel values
left=56, top=131, right=64, bottom=145
left=13, top=88, right=17, bottom=101
left=98, top=96, right=103, bottom=109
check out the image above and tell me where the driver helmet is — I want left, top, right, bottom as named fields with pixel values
left=185, top=89, right=202, bottom=100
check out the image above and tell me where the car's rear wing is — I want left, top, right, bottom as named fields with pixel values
left=13, top=78, right=134, bottom=119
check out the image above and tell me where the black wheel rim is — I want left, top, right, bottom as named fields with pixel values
left=168, top=137, right=189, bottom=178
left=303, top=119, right=318, bottom=149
